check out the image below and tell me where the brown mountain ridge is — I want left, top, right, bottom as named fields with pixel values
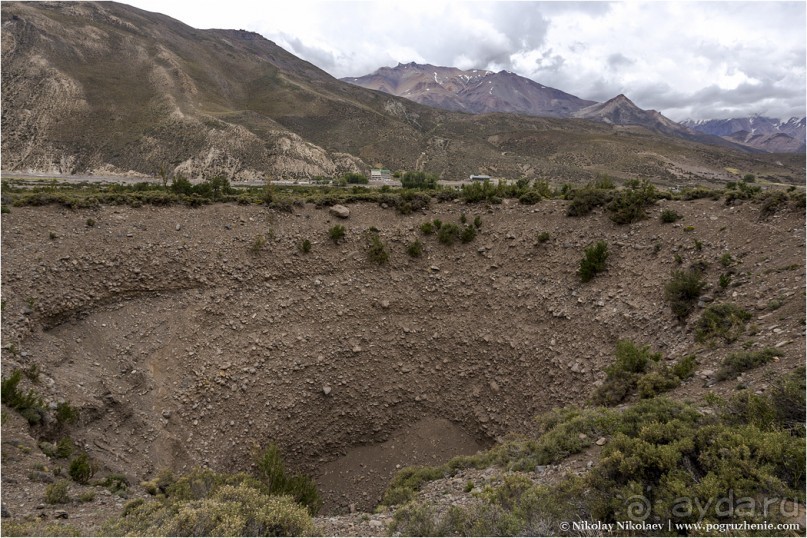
left=1, top=1, right=803, bottom=185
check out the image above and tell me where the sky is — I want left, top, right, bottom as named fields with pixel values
left=126, top=0, right=806, bottom=122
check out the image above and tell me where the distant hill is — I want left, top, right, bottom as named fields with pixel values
left=681, top=116, right=806, bottom=153
left=342, top=63, right=595, bottom=118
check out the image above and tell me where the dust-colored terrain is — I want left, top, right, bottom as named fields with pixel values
left=1, top=197, right=804, bottom=534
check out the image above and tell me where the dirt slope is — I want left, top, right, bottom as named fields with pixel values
left=1, top=197, right=804, bottom=532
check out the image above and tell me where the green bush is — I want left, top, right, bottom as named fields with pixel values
left=343, top=172, right=368, bottom=185
left=518, top=190, right=541, bottom=205
left=419, top=221, right=434, bottom=235
left=717, top=348, right=780, bottom=381
left=68, top=453, right=96, bottom=484
left=593, top=341, right=663, bottom=406
left=536, top=231, right=550, bottom=243
left=695, top=303, right=751, bottom=344
left=254, top=444, right=322, bottom=515
left=636, top=368, right=681, bottom=398
left=566, top=188, right=611, bottom=217
left=437, top=223, right=460, bottom=245
left=1, top=370, right=45, bottom=425
left=578, top=241, right=609, bottom=283
left=473, top=215, right=482, bottom=229
left=45, top=480, right=70, bottom=504
left=460, top=225, right=477, bottom=243
left=102, top=473, right=130, bottom=495
left=759, top=191, right=788, bottom=219
left=407, top=240, right=423, bottom=258
left=719, top=252, right=733, bottom=267
left=328, top=224, right=346, bottom=244
left=660, top=208, right=682, bottom=223
left=55, top=402, right=79, bottom=427
left=400, top=171, right=437, bottom=190
left=671, top=355, right=697, bottom=380
left=367, top=234, right=389, bottom=265
left=607, top=181, right=657, bottom=224
left=297, top=239, right=311, bottom=254
left=664, top=269, right=705, bottom=320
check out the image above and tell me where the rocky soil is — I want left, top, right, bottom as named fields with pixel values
left=1, top=197, right=804, bottom=534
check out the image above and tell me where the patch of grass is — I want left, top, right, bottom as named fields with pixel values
left=85, top=217, right=96, bottom=227
left=1, top=521, right=80, bottom=537
left=419, top=221, right=434, bottom=235
left=719, top=252, right=733, bottom=267
left=79, top=490, right=96, bottom=503
left=102, top=473, right=130, bottom=495
left=664, top=269, right=705, bottom=320
left=759, top=191, right=789, bottom=219
left=473, top=215, right=482, bottom=229
left=719, top=273, right=732, bottom=289
left=328, top=224, right=346, bottom=244
left=536, top=231, right=550, bottom=243
left=578, top=241, right=608, bottom=283
left=695, top=303, right=752, bottom=344
left=717, top=348, right=780, bottom=381
left=297, top=239, right=311, bottom=254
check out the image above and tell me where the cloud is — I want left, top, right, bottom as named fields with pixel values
left=126, top=0, right=806, bottom=121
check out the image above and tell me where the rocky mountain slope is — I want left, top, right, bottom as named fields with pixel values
left=682, top=116, right=806, bottom=153
left=5, top=2, right=800, bottom=186
left=1, top=194, right=804, bottom=534
left=342, top=63, right=595, bottom=117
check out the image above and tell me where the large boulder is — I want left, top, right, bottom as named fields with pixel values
left=329, top=205, right=350, bottom=219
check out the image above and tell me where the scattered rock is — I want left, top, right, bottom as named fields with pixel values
left=596, top=437, right=607, bottom=446
left=1, top=504, right=10, bottom=518
left=322, top=386, right=332, bottom=396
left=53, top=510, right=68, bottom=519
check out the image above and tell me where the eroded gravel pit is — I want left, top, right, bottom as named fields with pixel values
left=3, top=199, right=804, bottom=515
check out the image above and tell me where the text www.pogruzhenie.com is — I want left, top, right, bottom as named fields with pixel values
left=560, top=520, right=802, bottom=533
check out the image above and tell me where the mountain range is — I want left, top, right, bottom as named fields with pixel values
left=682, top=116, right=806, bottom=153
left=342, top=63, right=595, bottom=118
left=345, top=63, right=805, bottom=153
left=1, top=1, right=804, bottom=185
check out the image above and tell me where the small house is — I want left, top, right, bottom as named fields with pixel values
left=371, top=169, right=392, bottom=182
left=469, top=174, right=492, bottom=181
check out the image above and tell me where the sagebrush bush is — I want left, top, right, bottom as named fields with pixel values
left=460, top=225, right=477, bottom=243
left=566, top=188, right=611, bottom=217
left=578, top=241, right=608, bottom=283
left=664, top=269, right=705, bottom=319
left=717, top=348, right=780, bottom=381
left=695, top=303, right=751, bottom=344
left=536, top=231, right=550, bottom=243
left=45, top=480, right=70, bottom=504
left=419, top=221, right=434, bottom=235
left=255, top=444, right=322, bottom=515
left=592, top=340, right=662, bottom=406
left=104, top=483, right=314, bottom=537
